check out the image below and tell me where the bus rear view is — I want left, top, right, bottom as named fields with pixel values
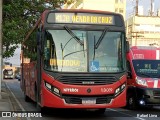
left=127, top=46, right=160, bottom=109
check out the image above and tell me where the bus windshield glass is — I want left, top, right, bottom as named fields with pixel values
left=133, top=60, right=160, bottom=78
left=3, top=69, right=13, bottom=75
left=43, top=29, right=124, bottom=73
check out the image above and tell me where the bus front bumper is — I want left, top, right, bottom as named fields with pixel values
left=41, top=86, right=126, bottom=109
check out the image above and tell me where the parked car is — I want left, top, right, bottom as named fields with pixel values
left=15, top=74, right=21, bottom=81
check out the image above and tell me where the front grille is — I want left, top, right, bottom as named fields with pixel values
left=57, top=75, right=117, bottom=85
left=63, top=95, right=114, bottom=104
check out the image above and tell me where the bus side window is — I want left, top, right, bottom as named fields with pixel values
left=44, top=31, right=57, bottom=70
left=44, top=32, right=51, bottom=69
left=44, top=32, right=56, bottom=60
left=127, top=61, right=132, bottom=79
left=44, top=40, right=50, bottom=60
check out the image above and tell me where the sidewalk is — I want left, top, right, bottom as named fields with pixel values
left=0, top=80, right=15, bottom=120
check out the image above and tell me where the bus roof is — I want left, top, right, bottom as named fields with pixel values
left=130, top=46, right=160, bottom=60
left=42, top=9, right=123, bottom=16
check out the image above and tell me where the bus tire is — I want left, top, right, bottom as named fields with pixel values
left=24, top=95, right=31, bottom=102
left=127, top=95, right=137, bottom=110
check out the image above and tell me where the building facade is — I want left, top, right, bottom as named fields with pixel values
left=63, top=0, right=126, bottom=20
left=126, top=16, right=160, bottom=47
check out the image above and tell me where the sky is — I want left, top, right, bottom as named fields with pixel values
left=126, top=0, right=160, bottom=18
left=5, top=0, right=160, bottom=67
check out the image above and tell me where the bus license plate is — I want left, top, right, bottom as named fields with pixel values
left=82, top=98, right=96, bottom=105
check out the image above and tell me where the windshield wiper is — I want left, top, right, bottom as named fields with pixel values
left=95, top=27, right=109, bottom=49
left=139, top=73, right=160, bottom=78
left=63, top=50, right=86, bottom=59
left=139, top=73, right=152, bottom=78
left=64, top=26, right=83, bottom=46
left=149, top=74, right=160, bottom=78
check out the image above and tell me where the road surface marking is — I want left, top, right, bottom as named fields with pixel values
left=107, top=108, right=146, bottom=120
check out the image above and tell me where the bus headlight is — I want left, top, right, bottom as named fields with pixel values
left=115, top=88, right=120, bottom=95
left=45, top=82, right=52, bottom=90
left=52, top=87, right=60, bottom=96
left=136, top=77, right=148, bottom=87
left=45, top=82, right=61, bottom=97
left=114, top=83, right=126, bottom=97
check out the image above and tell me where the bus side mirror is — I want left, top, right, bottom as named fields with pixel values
left=126, top=41, right=129, bottom=53
left=38, top=24, right=42, bottom=32
left=37, top=24, right=42, bottom=45
left=36, top=31, right=43, bottom=55
left=37, top=31, right=41, bottom=45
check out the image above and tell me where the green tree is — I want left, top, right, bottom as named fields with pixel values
left=2, top=0, right=70, bottom=58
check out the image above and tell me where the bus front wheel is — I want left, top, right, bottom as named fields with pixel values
left=24, top=94, right=31, bottom=102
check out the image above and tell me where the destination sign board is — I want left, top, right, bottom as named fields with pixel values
left=47, top=12, right=115, bottom=25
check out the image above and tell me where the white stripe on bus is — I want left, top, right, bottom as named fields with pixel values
left=154, top=80, right=158, bottom=88
left=156, top=50, right=160, bottom=60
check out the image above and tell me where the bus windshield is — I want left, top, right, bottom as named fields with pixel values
left=43, top=29, right=125, bottom=73
left=133, top=60, right=160, bottom=78
left=4, top=69, right=13, bottom=75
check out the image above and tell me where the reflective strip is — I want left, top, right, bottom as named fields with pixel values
left=156, top=50, right=160, bottom=60
left=154, top=80, right=158, bottom=88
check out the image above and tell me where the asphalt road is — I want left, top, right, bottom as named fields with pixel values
left=3, top=79, right=160, bottom=120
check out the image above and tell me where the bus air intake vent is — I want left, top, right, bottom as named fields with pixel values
left=62, top=95, right=114, bottom=104
left=57, top=75, right=117, bottom=85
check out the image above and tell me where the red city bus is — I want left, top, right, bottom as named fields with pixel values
left=127, top=46, right=160, bottom=109
left=21, top=9, right=129, bottom=113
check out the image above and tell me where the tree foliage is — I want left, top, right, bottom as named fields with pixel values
left=2, top=0, right=70, bottom=58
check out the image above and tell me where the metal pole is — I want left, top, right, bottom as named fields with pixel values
left=0, top=0, right=3, bottom=99
left=135, top=0, right=139, bottom=16
left=150, top=0, right=153, bottom=16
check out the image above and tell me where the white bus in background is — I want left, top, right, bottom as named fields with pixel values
left=3, top=69, right=14, bottom=79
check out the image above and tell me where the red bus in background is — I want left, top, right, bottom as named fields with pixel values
left=127, top=46, right=160, bottom=109
left=21, top=9, right=129, bottom=113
